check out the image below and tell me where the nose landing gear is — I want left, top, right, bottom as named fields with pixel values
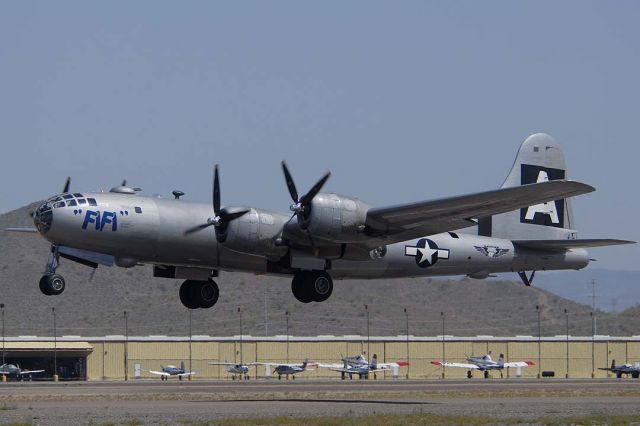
left=39, top=246, right=66, bottom=296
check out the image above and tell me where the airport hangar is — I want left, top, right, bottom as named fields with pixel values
left=2, top=335, right=640, bottom=380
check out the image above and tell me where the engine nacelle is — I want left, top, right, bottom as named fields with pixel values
left=296, top=193, right=370, bottom=243
left=220, top=208, right=289, bottom=257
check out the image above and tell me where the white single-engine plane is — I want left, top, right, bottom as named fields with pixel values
left=431, top=353, right=534, bottom=379
left=6, top=134, right=633, bottom=309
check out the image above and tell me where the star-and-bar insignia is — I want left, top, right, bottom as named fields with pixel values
left=405, top=238, right=449, bottom=268
left=474, top=245, right=510, bottom=258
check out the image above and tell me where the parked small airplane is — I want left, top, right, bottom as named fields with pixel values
left=431, top=353, right=534, bottom=378
left=260, top=359, right=315, bottom=380
left=599, top=360, right=640, bottom=378
left=6, top=133, right=633, bottom=309
left=208, top=361, right=252, bottom=380
left=149, top=361, right=195, bottom=380
left=319, top=354, right=408, bottom=380
left=0, top=363, right=45, bottom=380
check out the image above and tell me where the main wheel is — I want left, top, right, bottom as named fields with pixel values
left=179, top=280, right=200, bottom=309
left=197, top=280, right=219, bottom=309
left=40, top=274, right=65, bottom=296
left=484, top=370, right=489, bottom=379
left=467, top=370, right=472, bottom=379
left=291, top=272, right=313, bottom=303
left=39, top=275, right=52, bottom=296
left=309, top=271, right=333, bottom=302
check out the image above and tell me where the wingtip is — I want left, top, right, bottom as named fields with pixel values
left=525, top=361, right=535, bottom=366
left=430, top=361, right=442, bottom=366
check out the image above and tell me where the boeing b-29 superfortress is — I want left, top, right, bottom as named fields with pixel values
left=7, top=134, right=632, bottom=309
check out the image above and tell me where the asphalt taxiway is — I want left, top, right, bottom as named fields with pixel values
left=1, top=379, right=639, bottom=425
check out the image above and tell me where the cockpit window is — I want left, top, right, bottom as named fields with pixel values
left=50, top=196, right=63, bottom=202
left=73, top=193, right=83, bottom=198
left=87, top=198, right=97, bottom=206
left=62, top=194, right=73, bottom=200
left=67, top=199, right=77, bottom=206
left=77, top=199, right=87, bottom=205
left=53, top=201, right=65, bottom=208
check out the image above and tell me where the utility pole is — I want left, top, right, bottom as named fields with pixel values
left=441, top=311, right=445, bottom=379
left=591, top=280, right=597, bottom=335
left=1, top=303, right=5, bottom=368
left=404, top=308, right=409, bottom=380
left=285, top=311, right=290, bottom=364
left=565, top=308, right=569, bottom=378
left=536, top=305, right=541, bottom=379
left=591, top=311, right=595, bottom=378
left=238, top=307, right=243, bottom=366
left=124, top=311, right=129, bottom=381
left=52, top=307, right=57, bottom=381
left=264, top=287, right=268, bottom=337
left=188, top=309, right=192, bottom=380
left=364, top=304, right=370, bottom=360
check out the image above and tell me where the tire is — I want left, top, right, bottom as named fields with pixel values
left=197, top=280, right=219, bottom=309
left=179, top=280, right=200, bottom=310
left=484, top=370, right=489, bottom=379
left=633, top=372, right=639, bottom=379
left=45, top=274, right=65, bottom=296
left=310, top=271, right=333, bottom=302
left=291, top=272, right=313, bottom=303
left=39, top=275, right=52, bottom=296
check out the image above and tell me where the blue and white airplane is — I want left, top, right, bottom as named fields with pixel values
left=149, top=361, right=195, bottom=381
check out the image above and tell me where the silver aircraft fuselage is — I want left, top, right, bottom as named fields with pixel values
left=35, top=191, right=589, bottom=280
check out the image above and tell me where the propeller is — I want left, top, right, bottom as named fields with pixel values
left=62, top=176, right=71, bottom=193
left=184, top=165, right=250, bottom=242
left=281, top=161, right=330, bottom=230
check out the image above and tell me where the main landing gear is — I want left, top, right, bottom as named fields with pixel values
left=179, top=279, right=220, bottom=309
left=291, top=270, right=333, bottom=303
left=39, top=246, right=66, bottom=296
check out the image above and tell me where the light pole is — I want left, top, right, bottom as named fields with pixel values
left=52, top=307, right=57, bottom=381
left=536, top=305, right=541, bottom=379
left=188, top=309, right=192, bottom=379
left=591, top=311, right=595, bottom=378
left=565, top=309, right=569, bottom=378
left=124, top=311, right=129, bottom=381
left=1, top=303, right=5, bottom=368
left=285, top=311, right=290, bottom=364
left=404, top=308, right=409, bottom=380
left=364, top=304, right=370, bottom=360
left=238, top=307, right=243, bottom=366
left=441, top=311, right=445, bottom=379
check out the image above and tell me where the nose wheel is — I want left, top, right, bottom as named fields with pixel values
left=291, top=271, right=333, bottom=303
left=39, top=246, right=66, bottom=296
left=39, top=274, right=66, bottom=296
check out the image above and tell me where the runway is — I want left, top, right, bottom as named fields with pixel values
left=1, top=379, right=640, bottom=425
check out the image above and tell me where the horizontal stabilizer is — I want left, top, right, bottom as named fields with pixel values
left=514, top=239, right=635, bottom=251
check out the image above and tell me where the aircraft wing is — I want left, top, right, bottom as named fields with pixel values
left=502, top=361, right=535, bottom=368
left=374, top=361, right=409, bottom=370
left=19, top=369, right=45, bottom=375
left=431, top=361, right=480, bottom=370
left=3, top=227, right=39, bottom=233
left=177, top=372, right=196, bottom=377
left=149, top=370, right=171, bottom=377
left=208, top=362, right=239, bottom=366
left=364, top=180, right=594, bottom=244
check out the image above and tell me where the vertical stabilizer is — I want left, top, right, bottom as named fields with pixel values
left=482, top=134, right=577, bottom=240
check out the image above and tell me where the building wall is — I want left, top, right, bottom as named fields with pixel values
left=81, top=338, right=640, bottom=380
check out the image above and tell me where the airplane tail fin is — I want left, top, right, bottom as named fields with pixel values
left=480, top=133, right=577, bottom=241
left=302, top=358, right=308, bottom=369
left=181, top=361, right=185, bottom=371
left=371, top=354, right=378, bottom=369
left=612, top=359, right=616, bottom=369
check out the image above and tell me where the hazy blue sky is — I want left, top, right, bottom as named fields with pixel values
left=1, top=1, right=638, bottom=270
